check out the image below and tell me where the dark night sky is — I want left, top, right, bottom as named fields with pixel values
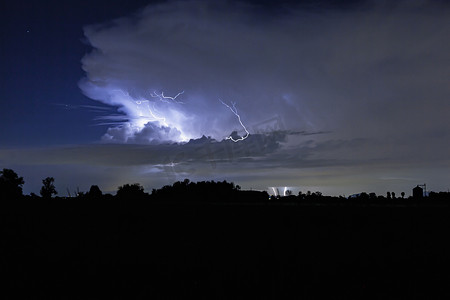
left=1, top=0, right=449, bottom=196
left=0, top=0, right=155, bottom=146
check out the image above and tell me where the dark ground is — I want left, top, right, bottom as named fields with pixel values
left=2, top=200, right=450, bottom=299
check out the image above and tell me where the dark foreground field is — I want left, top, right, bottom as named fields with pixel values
left=2, top=201, right=450, bottom=299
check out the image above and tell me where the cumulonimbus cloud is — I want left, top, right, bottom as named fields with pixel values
left=80, top=0, right=449, bottom=146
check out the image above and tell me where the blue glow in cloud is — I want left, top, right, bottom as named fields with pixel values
left=79, top=0, right=449, bottom=158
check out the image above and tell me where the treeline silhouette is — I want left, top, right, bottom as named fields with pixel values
left=2, top=167, right=450, bottom=299
left=2, top=168, right=449, bottom=206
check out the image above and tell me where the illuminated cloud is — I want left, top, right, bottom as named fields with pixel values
left=78, top=1, right=329, bottom=143
left=102, top=122, right=184, bottom=144
left=80, top=0, right=449, bottom=148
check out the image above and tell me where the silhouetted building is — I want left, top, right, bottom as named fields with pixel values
left=413, top=185, right=423, bottom=198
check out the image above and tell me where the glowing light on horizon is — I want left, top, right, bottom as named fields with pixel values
left=219, top=99, right=250, bottom=142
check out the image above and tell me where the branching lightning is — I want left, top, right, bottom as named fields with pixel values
left=83, top=88, right=199, bottom=143
left=135, top=90, right=185, bottom=127
left=135, top=99, right=167, bottom=126
left=151, top=90, right=184, bottom=104
left=110, top=89, right=169, bottom=126
left=101, top=89, right=252, bottom=144
left=219, top=99, right=250, bottom=142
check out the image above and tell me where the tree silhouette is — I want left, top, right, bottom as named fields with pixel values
left=116, top=183, right=147, bottom=199
left=151, top=179, right=245, bottom=202
left=401, top=192, right=405, bottom=199
left=88, top=185, right=103, bottom=199
left=358, top=192, right=369, bottom=200
left=0, top=168, right=24, bottom=198
left=40, top=177, right=57, bottom=199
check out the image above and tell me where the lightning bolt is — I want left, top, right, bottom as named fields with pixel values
left=151, top=90, right=184, bottom=104
left=272, top=187, right=277, bottom=197
left=111, top=89, right=180, bottom=125
left=219, top=99, right=250, bottom=142
left=135, top=99, right=167, bottom=126
left=96, top=89, right=193, bottom=142
left=135, top=90, right=185, bottom=127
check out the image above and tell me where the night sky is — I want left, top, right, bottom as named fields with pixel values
left=1, top=0, right=449, bottom=196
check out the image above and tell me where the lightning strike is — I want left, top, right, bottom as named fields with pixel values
left=104, top=89, right=192, bottom=143
left=151, top=91, right=185, bottom=104
left=272, top=187, right=277, bottom=197
left=219, top=99, right=250, bottom=142
left=135, top=99, right=167, bottom=126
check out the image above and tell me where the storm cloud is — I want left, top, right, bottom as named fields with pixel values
left=80, top=0, right=449, bottom=145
